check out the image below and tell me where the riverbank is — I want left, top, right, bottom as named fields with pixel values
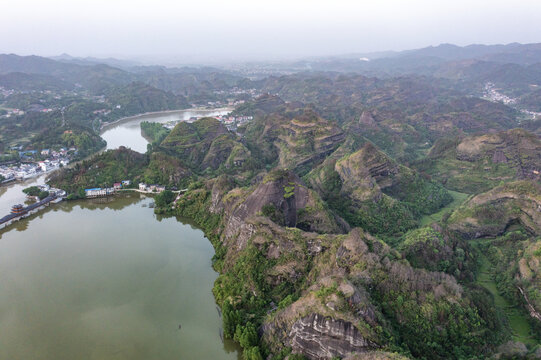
left=99, top=107, right=233, bottom=132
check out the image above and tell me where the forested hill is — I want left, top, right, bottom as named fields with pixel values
left=49, top=89, right=541, bottom=359
left=4, top=45, right=541, bottom=359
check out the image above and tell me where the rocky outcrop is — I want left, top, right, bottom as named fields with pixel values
left=335, top=143, right=400, bottom=201
left=213, top=170, right=343, bottom=253
left=422, top=128, right=541, bottom=193
left=289, top=313, right=375, bottom=360
left=259, top=227, right=481, bottom=359
left=359, top=111, right=377, bottom=128
left=454, top=129, right=541, bottom=168
left=246, top=109, right=345, bottom=174
left=335, top=142, right=399, bottom=202
left=448, top=181, right=541, bottom=238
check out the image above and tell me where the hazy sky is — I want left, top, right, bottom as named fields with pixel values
left=1, top=0, right=540, bottom=64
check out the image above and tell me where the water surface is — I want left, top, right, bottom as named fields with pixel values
left=0, top=195, right=240, bottom=360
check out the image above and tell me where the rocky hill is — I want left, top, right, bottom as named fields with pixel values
left=417, top=128, right=541, bottom=193
left=447, top=181, right=541, bottom=239
left=305, top=142, right=452, bottom=236
left=174, top=178, right=502, bottom=360
left=446, top=181, right=541, bottom=331
left=255, top=74, right=520, bottom=162
left=160, top=117, right=251, bottom=173
left=243, top=109, right=345, bottom=175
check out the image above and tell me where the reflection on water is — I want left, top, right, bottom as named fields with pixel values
left=0, top=175, right=46, bottom=215
left=0, top=194, right=240, bottom=360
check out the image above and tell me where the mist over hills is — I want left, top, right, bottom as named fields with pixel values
left=2, top=40, right=541, bottom=360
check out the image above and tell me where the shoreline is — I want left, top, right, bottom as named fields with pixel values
left=0, top=146, right=109, bottom=189
left=99, top=106, right=233, bottom=132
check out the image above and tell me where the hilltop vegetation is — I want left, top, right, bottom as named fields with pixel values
left=49, top=92, right=541, bottom=359
left=31, top=47, right=541, bottom=359
left=48, top=147, right=148, bottom=197
left=415, top=129, right=541, bottom=193
left=140, top=121, right=170, bottom=145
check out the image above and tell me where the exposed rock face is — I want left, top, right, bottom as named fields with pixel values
left=213, top=170, right=343, bottom=252
left=259, top=228, right=475, bottom=359
left=248, top=109, right=345, bottom=173
left=454, top=129, right=541, bottom=166
left=335, top=142, right=400, bottom=202
left=448, top=181, right=541, bottom=238
left=289, top=313, right=375, bottom=360
left=424, top=128, right=541, bottom=193
left=492, top=149, right=507, bottom=163
left=358, top=111, right=378, bottom=128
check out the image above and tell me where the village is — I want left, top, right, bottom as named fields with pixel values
left=484, top=82, right=541, bottom=120
left=0, top=147, right=75, bottom=183
left=83, top=181, right=169, bottom=198
left=163, top=114, right=253, bottom=132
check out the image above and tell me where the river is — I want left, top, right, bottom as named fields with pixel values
left=0, top=109, right=240, bottom=360
left=101, top=108, right=231, bottom=153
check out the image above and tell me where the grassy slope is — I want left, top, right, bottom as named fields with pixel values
left=474, top=242, right=536, bottom=345
left=420, top=190, right=469, bottom=226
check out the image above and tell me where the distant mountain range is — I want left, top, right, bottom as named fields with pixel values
left=2, top=42, right=541, bottom=103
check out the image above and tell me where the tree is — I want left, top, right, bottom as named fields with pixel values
left=222, top=301, right=240, bottom=338
left=38, top=190, right=50, bottom=200
left=234, top=321, right=258, bottom=348
left=23, top=186, right=41, bottom=197
left=155, top=190, right=175, bottom=208
left=242, top=346, right=263, bottom=360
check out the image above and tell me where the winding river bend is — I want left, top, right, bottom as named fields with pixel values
left=0, top=109, right=240, bottom=360
left=101, top=108, right=231, bottom=153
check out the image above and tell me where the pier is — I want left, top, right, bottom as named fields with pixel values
left=0, top=195, right=63, bottom=230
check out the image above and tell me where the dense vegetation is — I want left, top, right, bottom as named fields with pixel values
left=25, top=47, right=541, bottom=359
left=48, top=147, right=148, bottom=198
left=140, top=121, right=170, bottom=146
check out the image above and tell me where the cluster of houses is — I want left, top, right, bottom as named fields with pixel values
left=92, top=108, right=111, bottom=116
left=0, top=108, right=25, bottom=118
left=167, top=114, right=253, bottom=132
left=84, top=180, right=131, bottom=198
left=27, top=184, right=66, bottom=199
left=484, top=82, right=517, bottom=105
left=214, top=115, right=253, bottom=125
left=1, top=158, right=67, bottom=182
left=138, top=183, right=166, bottom=193
left=0, top=147, right=75, bottom=182
left=84, top=181, right=168, bottom=198
left=0, top=162, right=41, bottom=182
